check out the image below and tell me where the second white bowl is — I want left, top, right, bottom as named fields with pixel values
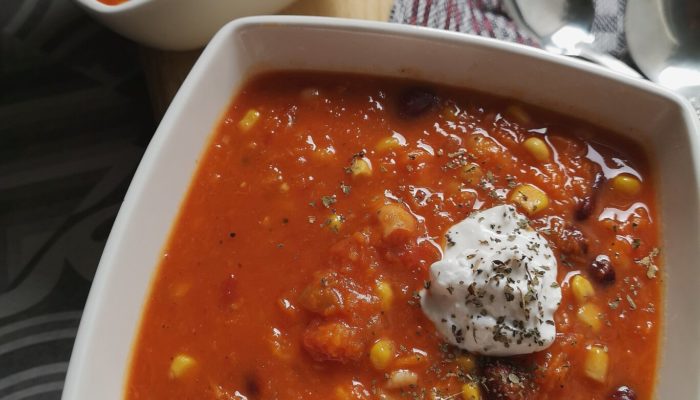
left=73, top=0, right=296, bottom=50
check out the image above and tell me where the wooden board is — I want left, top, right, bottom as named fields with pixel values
left=141, top=0, right=394, bottom=119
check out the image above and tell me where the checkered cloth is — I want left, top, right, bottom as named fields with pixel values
left=390, top=0, right=628, bottom=58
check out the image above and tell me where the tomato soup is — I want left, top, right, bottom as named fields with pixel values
left=97, top=0, right=127, bottom=5
left=126, top=72, right=661, bottom=400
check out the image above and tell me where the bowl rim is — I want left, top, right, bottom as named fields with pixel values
left=241, top=16, right=696, bottom=123
left=62, top=15, right=700, bottom=400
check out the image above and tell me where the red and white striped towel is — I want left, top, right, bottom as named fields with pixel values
left=390, top=0, right=629, bottom=58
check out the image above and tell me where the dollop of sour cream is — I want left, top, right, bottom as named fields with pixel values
left=420, top=205, right=561, bottom=356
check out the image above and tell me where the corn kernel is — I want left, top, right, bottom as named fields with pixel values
left=279, top=182, right=290, bottom=193
left=571, top=275, right=595, bottom=304
left=376, top=390, right=394, bottom=400
left=523, top=137, right=550, bottom=161
left=171, top=282, right=190, bottom=298
left=441, top=100, right=464, bottom=119
left=326, top=214, right=343, bottom=232
left=577, top=303, right=603, bottom=332
left=466, top=134, right=499, bottom=156
left=376, top=281, right=394, bottom=311
left=334, top=386, right=351, bottom=400
left=510, top=184, right=549, bottom=215
left=584, top=345, right=609, bottom=383
left=442, top=104, right=460, bottom=121
left=300, top=87, right=320, bottom=101
left=461, top=382, right=481, bottom=400
left=238, top=109, right=260, bottom=131
left=370, top=339, right=396, bottom=370
left=268, top=327, right=293, bottom=361
left=611, top=174, right=641, bottom=197
left=506, top=104, right=531, bottom=124
left=461, top=163, right=483, bottom=185
left=377, top=203, right=417, bottom=238
left=376, top=136, right=401, bottom=152
left=350, top=157, right=372, bottom=177
left=313, top=147, right=337, bottom=162
left=169, top=354, right=196, bottom=379
left=455, top=354, right=477, bottom=374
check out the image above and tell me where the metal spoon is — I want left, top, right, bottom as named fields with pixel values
left=503, top=0, right=643, bottom=78
left=626, top=0, right=700, bottom=117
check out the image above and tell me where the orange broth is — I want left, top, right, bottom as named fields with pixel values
left=97, top=0, right=127, bottom=5
left=126, top=72, right=661, bottom=400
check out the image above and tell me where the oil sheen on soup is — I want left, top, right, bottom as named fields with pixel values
left=127, top=72, right=661, bottom=400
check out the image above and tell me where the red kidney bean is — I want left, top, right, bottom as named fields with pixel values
left=481, top=358, right=537, bottom=400
left=575, top=171, right=604, bottom=221
left=575, top=196, right=594, bottom=220
left=397, top=87, right=437, bottom=118
left=558, top=224, right=589, bottom=257
left=245, top=374, right=261, bottom=398
left=590, top=255, right=616, bottom=283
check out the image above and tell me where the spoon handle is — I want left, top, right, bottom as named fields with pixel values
left=686, top=95, right=700, bottom=121
left=576, top=46, right=644, bottom=79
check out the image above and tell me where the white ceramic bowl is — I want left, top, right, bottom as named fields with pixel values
left=72, top=0, right=295, bottom=50
left=62, top=16, right=700, bottom=399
